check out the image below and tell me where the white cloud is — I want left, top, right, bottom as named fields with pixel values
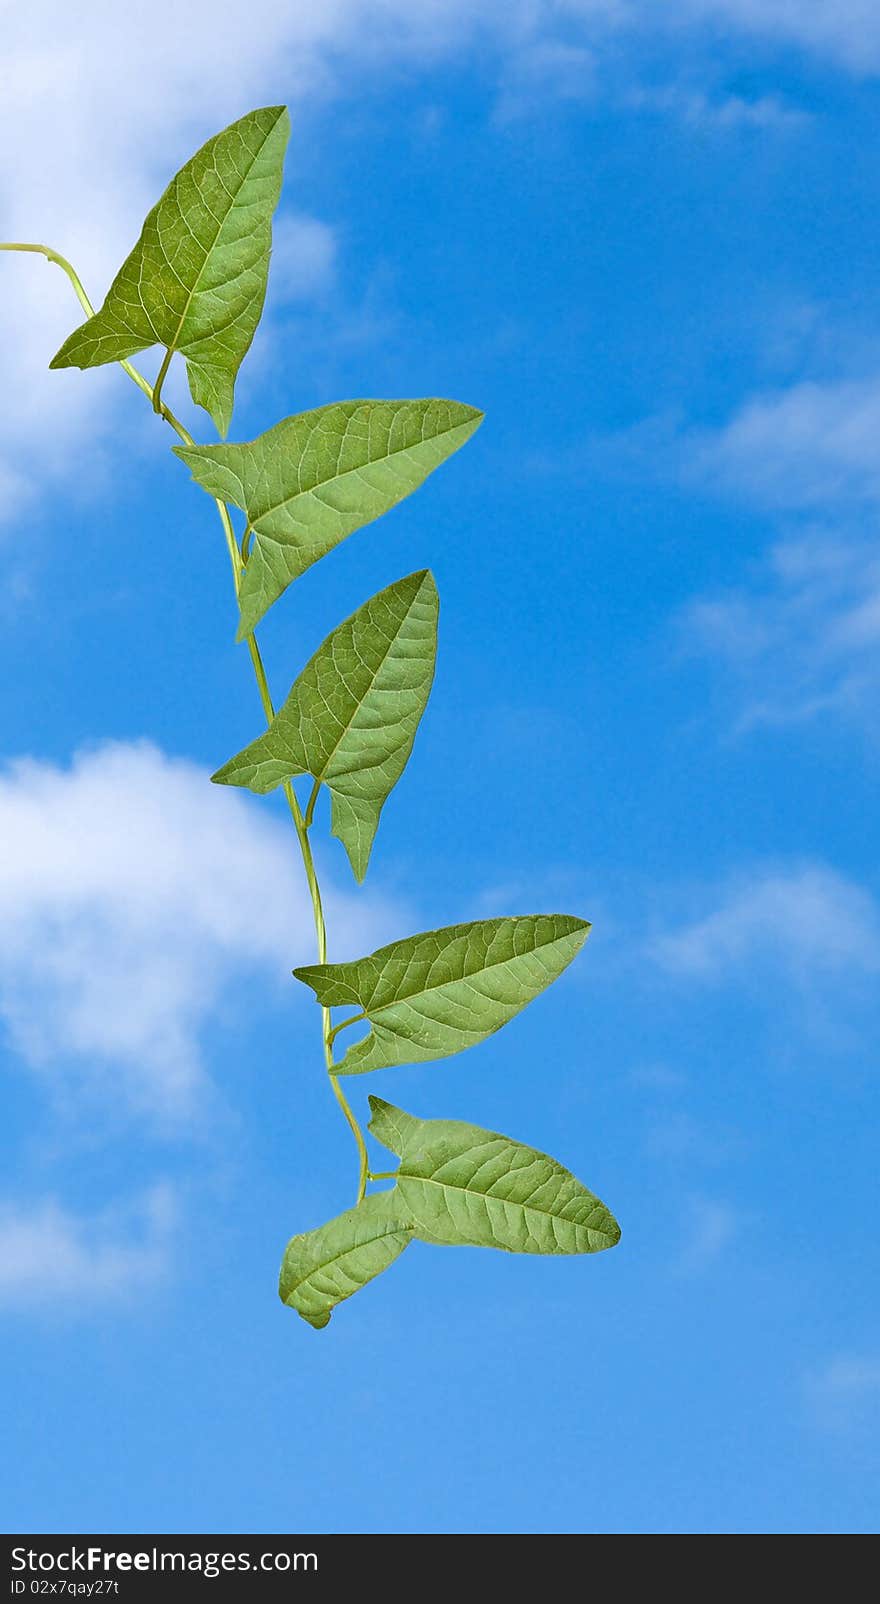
left=571, top=377, right=880, bottom=736
left=676, top=1195, right=740, bottom=1273
left=493, top=40, right=597, bottom=124
left=0, top=741, right=397, bottom=1122
left=652, top=864, right=880, bottom=981
left=569, top=367, right=880, bottom=518
left=1, top=0, right=854, bottom=519
left=806, top=1353, right=880, bottom=1429
left=269, top=214, right=338, bottom=303
left=0, top=1184, right=175, bottom=1307
left=624, top=82, right=804, bottom=128
left=629, top=1062, right=688, bottom=1090
left=679, top=1, right=880, bottom=74
left=683, top=532, right=880, bottom=729
left=0, top=0, right=514, bottom=513
left=692, top=377, right=880, bottom=510
left=645, top=1111, right=748, bottom=1164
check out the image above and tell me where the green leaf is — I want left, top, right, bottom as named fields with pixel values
left=173, top=398, right=483, bottom=637
left=278, top=1191, right=413, bottom=1330
left=295, top=914, right=590, bottom=1075
left=369, top=1098, right=620, bottom=1255
left=50, top=106, right=290, bottom=435
left=212, top=570, right=439, bottom=881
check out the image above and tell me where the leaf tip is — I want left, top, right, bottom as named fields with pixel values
left=597, top=1217, right=621, bottom=1253
left=301, top=1309, right=332, bottom=1330
left=456, top=403, right=485, bottom=434
left=292, top=964, right=324, bottom=998
left=592, top=1202, right=621, bottom=1251
left=367, top=1096, right=397, bottom=1138
left=278, top=1279, right=331, bottom=1330
left=415, top=567, right=438, bottom=598
left=48, top=330, right=82, bottom=370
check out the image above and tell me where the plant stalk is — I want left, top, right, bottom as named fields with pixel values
left=1, top=241, right=370, bottom=1203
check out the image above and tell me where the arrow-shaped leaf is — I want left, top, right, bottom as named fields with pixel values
left=212, top=570, right=438, bottom=881
left=295, top=914, right=590, bottom=1075
left=50, top=106, right=290, bottom=435
left=173, top=397, right=482, bottom=637
left=369, top=1098, right=620, bottom=1255
left=278, top=1191, right=413, bottom=1330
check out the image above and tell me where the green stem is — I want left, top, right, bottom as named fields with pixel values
left=0, top=243, right=157, bottom=409
left=1, top=240, right=370, bottom=1202
left=327, top=1010, right=368, bottom=1048
left=152, top=344, right=174, bottom=415
left=303, top=776, right=321, bottom=829
left=295, top=816, right=368, bottom=1202
left=0, top=241, right=98, bottom=321
left=329, top=1074, right=369, bottom=1201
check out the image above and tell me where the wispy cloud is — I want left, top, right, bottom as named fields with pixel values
left=650, top=862, right=880, bottom=1058
left=624, top=82, right=805, bottom=129
left=266, top=213, right=338, bottom=304
left=691, top=377, right=880, bottom=511
left=683, top=532, right=880, bottom=730
left=629, top=1062, right=689, bottom=1091
left=0, top=741, right=398, bottom=1124
left=493, top=40, right=597, bottom=124
left=0, top=1, right=845, bottom=518
left=652, top=864, right=880, bottom=982
left=679, top=0, right=880, bottom=75
left=0, top=1185, right=175, bottom=1308
left=806, top=1353, right=880, bottom=1430
left=676, top=1195, right=741, bottom=1273
left=645, top=1111, right=749, bottom=1164
left=0, top=0, right=501, bottom=514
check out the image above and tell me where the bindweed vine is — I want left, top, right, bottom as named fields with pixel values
left=2, top=107, right=620, bottom=1329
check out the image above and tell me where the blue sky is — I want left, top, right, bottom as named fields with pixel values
left=1, top=1, right=878, bottom=1536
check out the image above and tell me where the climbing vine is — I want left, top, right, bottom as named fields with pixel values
left=2, top=106, right=619, bottom=1328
